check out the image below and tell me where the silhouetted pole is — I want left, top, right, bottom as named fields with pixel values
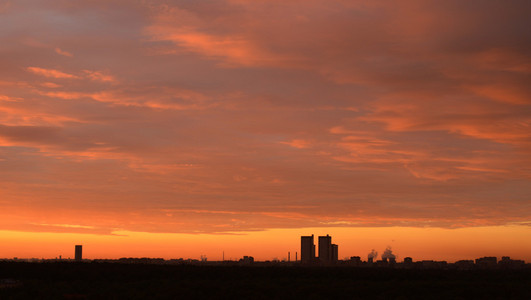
left=288, top=252, right=291, bottom=262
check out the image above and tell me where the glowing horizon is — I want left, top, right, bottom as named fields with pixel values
left=1, top=225, right=530, bottom=263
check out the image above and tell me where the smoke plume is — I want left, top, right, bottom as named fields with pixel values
left=368, top=249, right=378, bottom=260
left=381, top=246, right=396, bottom=260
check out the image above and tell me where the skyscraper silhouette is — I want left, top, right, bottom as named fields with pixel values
left=301, top=235, right=315, bottom=264
left=318, top=235, right=332, bottom=264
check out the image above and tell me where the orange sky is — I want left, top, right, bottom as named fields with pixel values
left=0, top=0, right=530, bottom=261
left=1, top=226, right=530, bottom=262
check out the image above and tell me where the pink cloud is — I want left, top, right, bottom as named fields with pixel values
left=281, top=139, right=311, bottom=149
left=40, top=91, right=86, bottom=100
left=39, top=82, right=62, bottom=88
left=147, top=22, right=291, bottom=67
left=83, top=70, right=117, bottom=83
left=26, top=67, right=79, bottom=79
left=54, top=47, right=73, bottom=57
left=468, top=84, right=530, bottom=105
left=0, top=95, right=21, bottom=102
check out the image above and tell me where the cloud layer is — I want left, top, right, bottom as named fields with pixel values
left=0, top=0, right=530, bottom=234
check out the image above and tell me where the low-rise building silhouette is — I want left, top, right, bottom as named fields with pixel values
left=498, top=256, right=525, bottom=269
left=348, top=256, right=361, bottom=266
left=420, top=260, right=447, bottom=269
left=403, top=257, right=413, bottom=268
left=455, top=260, right=474, bottom=270
left=475, top=257, right=497, bottom=269
left=239, top=256, right=254, bottom=264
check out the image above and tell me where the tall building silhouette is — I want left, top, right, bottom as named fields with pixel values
left=318, top=235, right=332, bottom=264
left=300, top=235, right=315, bottom=264
left=317, top=235, right=338, bottom=264
left=331, top=243, right=338, bottom=262
left=75, top=245, right=82, bottom=261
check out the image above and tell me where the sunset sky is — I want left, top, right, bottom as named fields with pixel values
left=0, top=0, right=530, bottom=262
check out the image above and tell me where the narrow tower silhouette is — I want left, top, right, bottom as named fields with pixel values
left=75, top=245, right=82, bottom=261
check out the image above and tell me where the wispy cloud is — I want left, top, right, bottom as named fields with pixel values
left=26, top=67, right=79, bottom=79
left=30, top=223, right=95, bottom=229
left=83, top=70, right=116, bottom=83
left=54, top=47, right=73, bottom=57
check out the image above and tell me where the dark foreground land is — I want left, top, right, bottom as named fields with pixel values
left=0, top=262, right=530, bottom=299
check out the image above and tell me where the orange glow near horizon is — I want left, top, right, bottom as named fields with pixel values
left=1, top=226, right=530, bottom=263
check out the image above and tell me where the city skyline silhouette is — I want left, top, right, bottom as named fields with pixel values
left=2, top=236, right=528, bottom=271
left=0, top=4, right=530, bottom=298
